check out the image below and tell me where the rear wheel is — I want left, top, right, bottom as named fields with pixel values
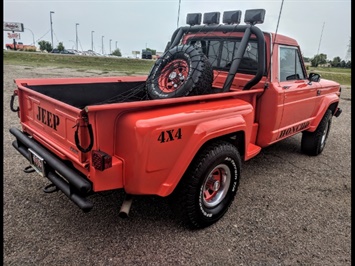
left=170, top=141, right=241, bottom=229
left=301, top=109, right=332, bottom=156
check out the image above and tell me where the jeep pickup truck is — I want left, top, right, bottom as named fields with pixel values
left=9, top=9, right=342, bottom=229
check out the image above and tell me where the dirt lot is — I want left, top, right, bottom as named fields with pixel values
left=3, top=65, right=351, bottom=265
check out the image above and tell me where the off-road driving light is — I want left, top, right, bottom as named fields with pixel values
left=203, top=12, right=220, bottom=25
left=186, top=13, right=202, bottom=26
left=223, top=10, right=242, bottom=25
left=244, top=9, right=266, bottom=25
left=92, top=150, right=112, bottom=171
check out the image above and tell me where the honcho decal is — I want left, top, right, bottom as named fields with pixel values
left=36, top=106, right=60, bottom=130
left=158, top=128, right=182, bottom=143
left=278, top=121, right=310, bottom=139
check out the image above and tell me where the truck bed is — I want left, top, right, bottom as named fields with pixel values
left=27, top=80, right=147, bottom=109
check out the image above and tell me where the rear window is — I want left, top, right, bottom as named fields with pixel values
left=187, top=37, right=260, bottom=75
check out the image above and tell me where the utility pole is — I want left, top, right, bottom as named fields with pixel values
left=345, top=37, right=351, bottom=62
left=115, top=41, right=117, bottom=50
left=50, top=11, right=55, bottom=49
left=109, top=39, right=112, bottom=54
left=75, top=23, right=79, bottom=51
left=91, top=31, right=94, bottom=51
left=102, top=36, right=104, bottom=55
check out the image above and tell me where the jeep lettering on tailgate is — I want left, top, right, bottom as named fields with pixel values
left=36, top=106, right=60, bottom=130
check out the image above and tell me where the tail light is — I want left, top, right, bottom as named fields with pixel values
left=92, top=150, right=112, bottom=171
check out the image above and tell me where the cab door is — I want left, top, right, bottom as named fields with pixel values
left=278, top=46, right=320, bottom=137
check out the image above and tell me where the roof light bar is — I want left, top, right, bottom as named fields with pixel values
left=186, top=13, right=202, bottom=26
left=244, top=9, right=266, bottom=25
left=223, top=10, right=242, bottom=25
left=203, top=12, right=220, bottom=25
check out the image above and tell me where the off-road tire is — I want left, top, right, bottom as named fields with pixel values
left=170, top=141, right=241, bottom=229
left=146, top=45, right=213, bottom=99
left=301, top=109, right=332, bottom=156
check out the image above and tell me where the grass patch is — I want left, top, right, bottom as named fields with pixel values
left=3, top=50, right=155, bottom=75
left=308, top=67, right=351, bottom=85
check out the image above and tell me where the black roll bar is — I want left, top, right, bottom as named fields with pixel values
left=167, top=24, right=266, bottom=91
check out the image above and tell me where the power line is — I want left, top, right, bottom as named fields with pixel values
left=53, top=32, right=60, bottom=45
left=36, top=29, right=51, bottom=43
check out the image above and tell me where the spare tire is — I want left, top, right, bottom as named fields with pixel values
left=146, top=45, right=213, bottom=99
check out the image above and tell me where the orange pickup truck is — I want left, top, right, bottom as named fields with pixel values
left=9, top=9, right=342, bottom=229
left=6, top=42, right=36, bottom=51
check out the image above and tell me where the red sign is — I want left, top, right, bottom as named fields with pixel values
left=7, top=32, right=21, bottom=40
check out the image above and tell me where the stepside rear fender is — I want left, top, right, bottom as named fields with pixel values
left=307, top=94, right=340, bottom=132
left=115, top=98, right=255, bottom=197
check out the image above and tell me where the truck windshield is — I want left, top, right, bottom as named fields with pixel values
left=187, top=38, right=259, bottom=75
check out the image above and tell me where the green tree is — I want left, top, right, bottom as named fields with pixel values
left=38, top=40, right=53, bottom=52
left=112, top=48, right=122, bottom=56
left=57, top=42, right=65, bottom=51
left=331, top=56, right=341, bottom=67
left=303, top=57, right=311, bottom=63
left=311, top=53, right=327, bottom=67
left=346, top=61, right=351, bottom=68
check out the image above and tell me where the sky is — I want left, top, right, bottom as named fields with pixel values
left=3, top=0, right=352, bottom=60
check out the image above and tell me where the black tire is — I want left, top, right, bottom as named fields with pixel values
left=301, top=109, right=332, bottom=156
left=146, top=45, right=213, bottom=99
left=170, top=141, right=241, bottom=229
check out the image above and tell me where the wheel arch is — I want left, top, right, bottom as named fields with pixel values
left=165, top=130, right=245, bottom=196
left=328, top=101, right=339, bottom=115
left=308, top=96, right=339, bottom=132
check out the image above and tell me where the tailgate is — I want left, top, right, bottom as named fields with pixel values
left=15, top=81, right=90, bottom=165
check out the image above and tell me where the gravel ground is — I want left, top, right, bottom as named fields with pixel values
left=3, top=65, right=351, bottom=265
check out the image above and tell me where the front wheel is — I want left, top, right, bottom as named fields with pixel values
left=301, top=109, right=332, bottom=156
left=170, top=141, right=241, bottom=229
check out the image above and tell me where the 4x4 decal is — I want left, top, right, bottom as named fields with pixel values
left=158, top=128, right=182, bottom=143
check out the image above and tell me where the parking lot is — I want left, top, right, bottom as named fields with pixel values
left=3, top=64, right=351, bottom=265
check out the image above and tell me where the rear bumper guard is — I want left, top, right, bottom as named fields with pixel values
left=9, top=127, right=93, bottom=212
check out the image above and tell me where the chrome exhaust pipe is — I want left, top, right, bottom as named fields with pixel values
left=119, top=194, right=133, bottom=218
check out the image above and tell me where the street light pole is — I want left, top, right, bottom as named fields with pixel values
left=50, top=11, right=55, bottom=48
left=91, top=31, right=94, bottom=51
left=24, top=28, right=35, bottom=46
left=115, top=41, right=117, bottom=50
left=102, top=36, right=104, bottom=55
left=109, top=39, right=112, bottom=54
left=75, top=23, right=79, bottom=51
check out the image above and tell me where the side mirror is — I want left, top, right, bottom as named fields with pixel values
left=308, top=73, right=321, bottom=83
